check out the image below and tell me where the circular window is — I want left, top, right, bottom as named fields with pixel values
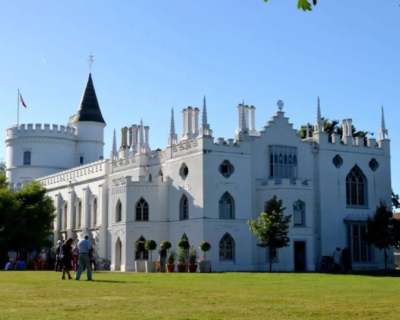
left=219, top=160, right=234, bottom=178
left=179, top=163, right=189, bottom=180
left=369, top=158, right=379, bottom=172
left=332, top=155, right=343, bottom=168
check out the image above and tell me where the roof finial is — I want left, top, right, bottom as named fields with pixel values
left=379, top=106, right=388, bottom=140
left=88, top=53, right=94, bottom=73
left=277, top=100, right=284, bottom=111
left=170, top=108, right=176, bottom=136
left=202, top=96, right=208, bottom=127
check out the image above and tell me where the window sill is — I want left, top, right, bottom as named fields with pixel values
left=293, top=225, right=307, bottom=228
left=135, top=220, right=149, bottom=222
left=346, top=206, right=369, bottom=210
left=219, top=260, right=235, bottom=265
left=73, top=228, right=83, bottom=232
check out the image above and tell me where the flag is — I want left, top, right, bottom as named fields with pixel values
left=20, top=93, right=27, bottom=108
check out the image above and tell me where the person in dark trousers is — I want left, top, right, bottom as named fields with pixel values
left=332, top=247, right=341, bottom=272
left=158, top=244, right=167, bottom=273
left=61, top=238, right=74, bottom=280
left=341, top=246, right=352, bottom=273
left=55, top=240, right=62, bottom=272
left=75, top=235, right=93, bottom=281
left=48, top=247, right=56, bottom=271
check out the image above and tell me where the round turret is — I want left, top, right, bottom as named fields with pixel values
left=5, top=123, right=77, bottom=185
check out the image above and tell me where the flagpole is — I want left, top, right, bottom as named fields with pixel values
left=17, top=89, right=20, bottom=126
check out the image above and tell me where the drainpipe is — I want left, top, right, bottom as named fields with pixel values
left=311, top=142, right=321, bottom=270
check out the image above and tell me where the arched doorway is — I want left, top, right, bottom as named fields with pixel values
left=115, top=237, right=122, bottom=271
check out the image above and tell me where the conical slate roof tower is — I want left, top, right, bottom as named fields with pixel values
left=74, top=73, right=106, bottom=124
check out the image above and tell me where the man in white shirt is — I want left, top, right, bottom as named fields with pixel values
left=75, top=235, right=93, bottom=281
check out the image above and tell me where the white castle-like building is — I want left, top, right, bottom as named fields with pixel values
left=5, top=72, right=393, bottom=271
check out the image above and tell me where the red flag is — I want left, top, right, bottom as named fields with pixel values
left=20, top=93, right=27, bottom=108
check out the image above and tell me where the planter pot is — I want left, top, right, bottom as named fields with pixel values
left=199, top=260, right=211, bottom=273
left=177, top=264, right=187, bottom=273
left=135, top=261, right=146, bottom=272
left=166, top=264, right=175, bottom=273
left=188, top=264, right=197, bottom=273
left=145, top=261, right=157, bottom=273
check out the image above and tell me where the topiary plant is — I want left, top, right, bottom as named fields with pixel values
left=145, top=239, right=157, bottom=260
left=166, top=250, right=176, bottom=265
left=199, top=241, right=211, bottom=259
left=177, top=238, right=190, bottom=250
left=161, top=240, right=172, bottom=252
left=135, top=240, right=145, bottom=254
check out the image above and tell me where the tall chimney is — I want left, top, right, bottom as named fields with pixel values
left=144, top=126, right=150, bottom=152
left=192, top=107, right=200, bottom=137
left=181, top=108, right=187, bottom=140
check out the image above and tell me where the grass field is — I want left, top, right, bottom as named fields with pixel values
left=1, top=271, right=400, bottom=320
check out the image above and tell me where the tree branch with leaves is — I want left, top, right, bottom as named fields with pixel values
left=247, top=196, right=291, bottom=272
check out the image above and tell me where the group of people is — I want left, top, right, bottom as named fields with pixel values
left=55, top=235, right=94, bottom=281
left=3, top=235, right=95, bottom=281
left=4, top=259, right=27, bottom=270
left=332, top=246, right=352, bottom=273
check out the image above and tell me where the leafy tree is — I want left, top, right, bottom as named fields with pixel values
left=392, top=191, right=400, bottom=210
left=264, top=0, right=316, bottom=11
left=8, top=181, right=56, bottom=259
left=247, top=196, right=291, bottom=272
left=0, top=158, right=5, bottom=177
left=366, top=201, right=400, bottom=270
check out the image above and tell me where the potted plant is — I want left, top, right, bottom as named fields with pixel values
left=166, top=249, right=176, bottom=272
left=177, top=239, right=190, bottom=271
left=134, top=240, right=146, bottom=272
left=199, top=241, right=211, bottom=273
left=176, top=248, right=187, bottom=272
left=188, top=246, right=198, bottom=273
left=144, top=239, right=157, bottom=273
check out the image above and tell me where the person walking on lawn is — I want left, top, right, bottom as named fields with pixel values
left=75, top=234, right=93, bottom=281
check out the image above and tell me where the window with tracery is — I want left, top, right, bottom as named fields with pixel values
left=180, top=194, right=189, bottom=220
left=219, top=192, right=235, bottom=219
left=116, top=200, right=122, bottom=222
left=219, top=233, right=235, bottom=261
left=346, top=166, right=367, bottom=206
left=136, top=198, right=149, bottom=221
left=269, top=146, right=298, bottom=178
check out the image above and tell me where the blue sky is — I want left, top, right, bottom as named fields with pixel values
left=0, top=1, right=399, bottom=192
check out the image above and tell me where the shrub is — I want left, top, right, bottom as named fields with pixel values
left=145, top=239, right=157, bottom=260
left=177, top=239, right=190, bottom=250
left=166, top=250, right=176, bottom=265
left=189, top=246, right=197, bottom=265
left=199, top=241, right=211, bottom=259
left=135, top=240, right=145, bottom=253
left=177, top=248, right=186, bottom=264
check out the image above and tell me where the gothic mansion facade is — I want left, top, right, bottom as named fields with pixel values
left=5, top=73, right=393, bottom=271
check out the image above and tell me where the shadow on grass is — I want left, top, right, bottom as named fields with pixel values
left=92, top=279, right=151, bottom=283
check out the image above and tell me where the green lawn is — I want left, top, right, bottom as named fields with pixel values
left=1, top=271, right=399, bottom=320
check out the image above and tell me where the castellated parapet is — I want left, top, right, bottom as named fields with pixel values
left=6, top=124, right=77, bottom=141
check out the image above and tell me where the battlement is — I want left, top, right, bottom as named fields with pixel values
left=308, top=132, right=389, bottom=155
left=36, top=159, right=107, bottom=188
left=5, top=124, right=77, bottom=141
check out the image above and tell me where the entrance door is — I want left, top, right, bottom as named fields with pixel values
left=294, top=241, right=306, bottom=272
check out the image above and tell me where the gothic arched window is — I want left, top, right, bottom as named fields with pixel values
left=63, top=203, right=68, bottom=230
left=293, top=200, right=305, bottom=226
left=219, top=233, right=235, bottom=261
left=116, top=200, right=122, bottom=223
left=92, top=197, right=98, bottom=226
left=180, top=194, right=189, bottom=220
left=219, top=192, right=235, bottom=219
left=346, top=165, right=367, bottom=206
left=136, top=198, right=149, bottom=221
left=77, top=200, right=82, bottom=228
